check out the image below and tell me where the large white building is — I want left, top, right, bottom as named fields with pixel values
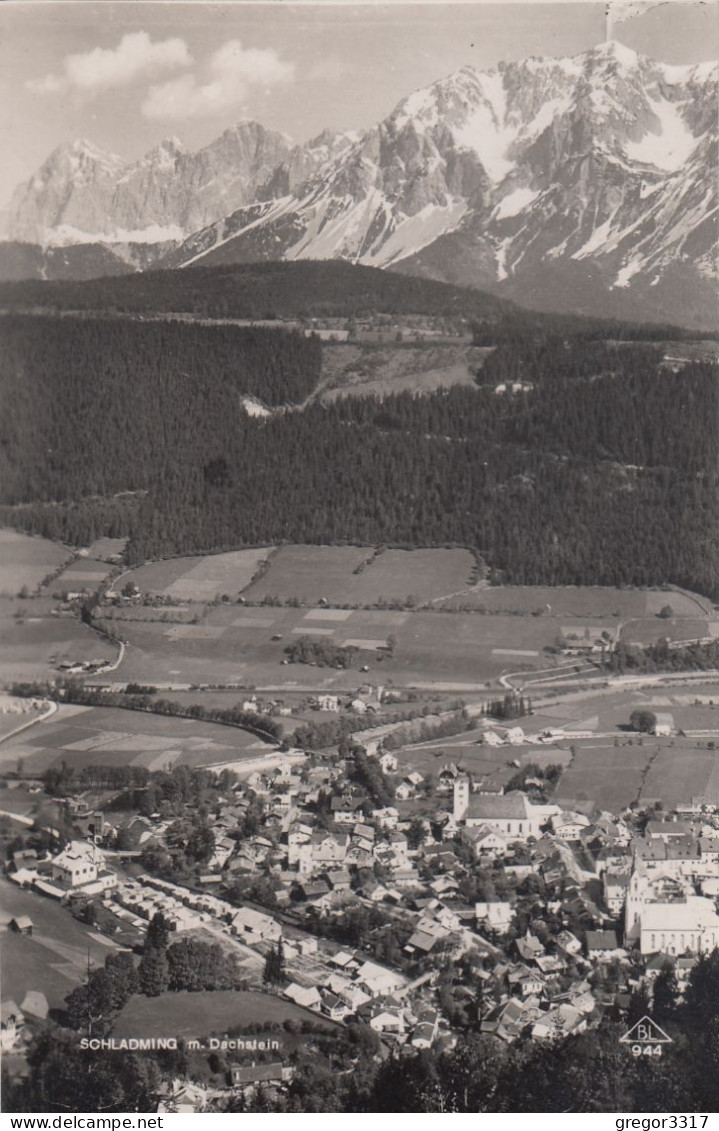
left=51, top=841, right=115, bottom=892
left=639, top=896, right=719, bottom=956
left=624, top=860, right=719, bottom=954
left=453, top=778, right=559, bottom=838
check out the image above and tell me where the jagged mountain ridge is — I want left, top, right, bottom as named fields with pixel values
left=6, top=124, right=355, bottom=249
left=3, top=41, right=717, bottom=326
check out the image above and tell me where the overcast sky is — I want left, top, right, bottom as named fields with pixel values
left=1, top=0, right=716, bottom=206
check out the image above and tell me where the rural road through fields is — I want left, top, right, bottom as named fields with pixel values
left=0, top=698, right=58, bottom=746
left=499, top=660, right=593, bottom=690
left=0, top=808, right=35, bottom=827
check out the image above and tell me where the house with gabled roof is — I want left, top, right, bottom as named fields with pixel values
left=378, top=752, right=398, bottom=774
left=326, top=868, right=352, bottom=891
left=405, top=929, right=439, bottom=956
left=9, top=915, right=33, bottom=935
left=230, top=1062, right=294, bottom=1092
left=515, top=930, right=545, bottom=962
left=284, top=983, right=322, bottom=1010
left=231, top=906, right=282, bottom=943
left=462, top=826, right=510, bottom=859
left=320, top=990, right=347, bottom=1021
left=475, top=901, right=514, bottom=931
left=603, top=871, right=630, bottom=915
left=585, top=929, right=620, bottom=958
left=532, top=1004, right=587, bottom=1040
left=297, top=879, right=332, bottom=906
left=356, top=960, right=404, bottom=997
left=369, top=1007, right=406, bottom=1035
left=484, top=998, right=529, bottom=1043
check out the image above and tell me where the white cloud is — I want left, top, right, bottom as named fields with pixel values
left=142, top=39, right=294, bottom=121
left=26, top=32, right=191, bottom=95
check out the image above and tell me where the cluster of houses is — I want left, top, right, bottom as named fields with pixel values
left=5, top=733, right=719, bottom=1105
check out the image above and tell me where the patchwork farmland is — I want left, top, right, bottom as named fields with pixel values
left=0, top=703, right=273, bottom=775
left=52, top=555, right=114, bottom=594
left=122, top=548, right=273, bottom=601
left=4, top=531, right=719, bottom=812
left=97, top=554, right=717, bottom=692
left=96, top=602, right=565, bottom=690
left=553, top=736, right=719, bottom=812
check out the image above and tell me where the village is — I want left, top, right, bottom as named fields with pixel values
left=3, top=700, right=719, bottom=1112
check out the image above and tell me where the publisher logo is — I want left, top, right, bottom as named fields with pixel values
left=619, top=1015, right=673, bottom=1058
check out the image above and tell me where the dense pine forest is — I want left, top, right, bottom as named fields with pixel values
left=0, top=315, right=321, bottom=503
left=0, top=307, right=717, bottom=596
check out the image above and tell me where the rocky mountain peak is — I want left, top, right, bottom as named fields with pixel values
left=3, top=44, right=717, bottom=328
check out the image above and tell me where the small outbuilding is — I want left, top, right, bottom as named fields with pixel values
left=9, top=916, right=33, bottom=936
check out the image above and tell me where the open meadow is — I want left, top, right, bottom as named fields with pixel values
left=240, top=544, right=477, bottom=605
left=320, top=343, right=491, bottom=401
left=391, top=727, right=573, bottom=784
left=537, top=680, right=719, bottom=809
left=0, top=875, right=123, bottom=1010
left=554, top=735, right=719, bottom=812
left=620, top=616, right=716, bottom=646
left=552, top=742, right=653, bottom=810
left=0, top=703, right=274, bottom=775
left=241, top=544, right=374, bottom=603
left=394, top=677, right=719, bottom=810
left=98, top=584, right=719, bottom=694
left=85, top=537, right=127, bottom=562
left=113, top=988, right=337, bottom=1041
left=638, top=743, right=719, bottom=807
left=77, top=543, right=719, bottom=694
left=122, top=548, right=274, bottom=601
left=435, top=584, right=708, bottom=617
left=0, top=598, right=118, bottom=684
left=0, top=530, right=72, bottom=596
left=52, top=555, right=114, bottom=595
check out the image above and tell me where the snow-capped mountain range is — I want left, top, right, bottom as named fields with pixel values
left=3, top=41, right=717, bottom=326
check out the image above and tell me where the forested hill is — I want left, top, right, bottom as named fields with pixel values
left=1, top=311, right=717, bottom=597
left=0, top=261, right=510, bottom=321
left=0, top=315, right=321, bottom=502
left=0, top=260, right=704, bottom=341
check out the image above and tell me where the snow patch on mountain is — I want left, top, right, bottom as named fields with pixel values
left=614, top=257, right=644, bottom=288
left=494, top=187, right=538, bottom=220
left=453, top=72, right=515, bottom=181
left=45, top=222, right=185, bottom=246
left=572, top=209, right=621, bottom=260
left=367, top=200, right=469, bottom=267
left=625, top=97, right=699, bottom=170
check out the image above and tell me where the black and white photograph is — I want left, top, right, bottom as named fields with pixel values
left=0, top=0, right=717, bottom=1116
